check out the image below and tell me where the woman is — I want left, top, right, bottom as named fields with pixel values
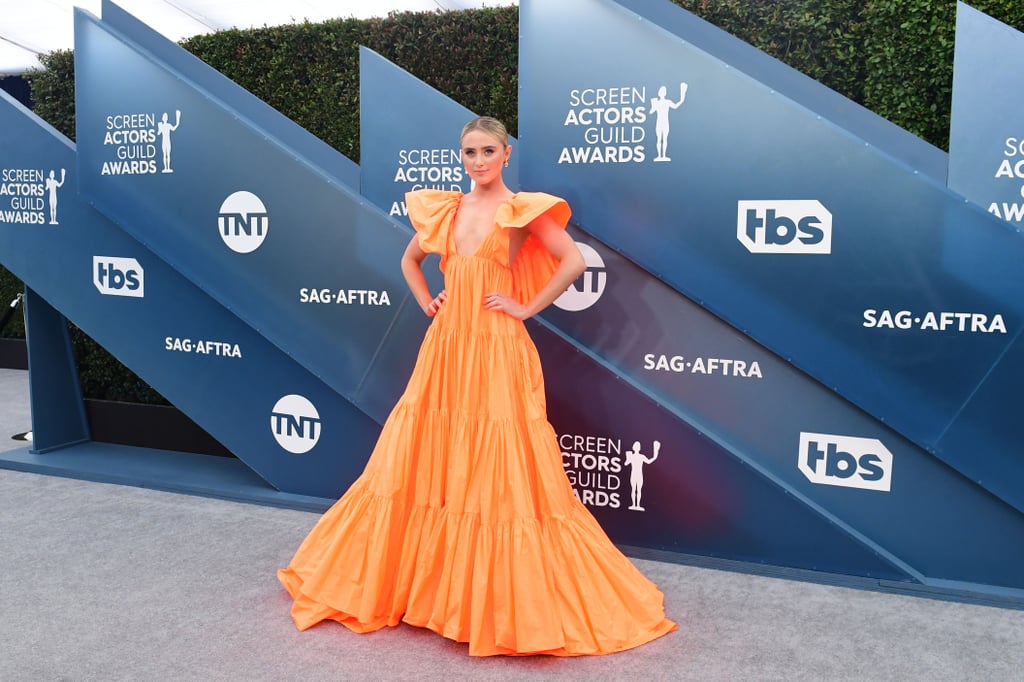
left=278, top=117, right=676, bottom=656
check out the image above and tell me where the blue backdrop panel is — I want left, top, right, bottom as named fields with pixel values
left=543, top=228, right=1024, bottom=590
left=949, top=1, right=1024, bottom=228
left=356, top=47, right=489, bottom=418
left=358, top=53, right=913, bottom=581
left=355, top=50, right=1024, bottom=590
left=935, top=335, right=1024, bottom=492
left=22, top=287, right=91, bottom=452
left=3, top=0, right=1023, bottom=600
left=0, top=89, right=377, bottom=499
left=530, top=319, right=913, bottom=581
left=73, top=5, right=410, bottom=421
left=519, top=0, right=1024, bottom=513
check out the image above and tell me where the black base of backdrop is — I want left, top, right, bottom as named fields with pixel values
left=0, top=338, right=27, bottom=370
left=83, top=400, right=233, bottom=457
left=1, top=346, right=229, bottom=457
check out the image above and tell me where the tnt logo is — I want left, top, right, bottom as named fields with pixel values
left=270, top=394, right=321, bottom=454
left=737, top=200, right=832, bottom=254
left=798, top=432, right=892, bottom=492
left=93, top=256, right=144, bottom=298
left=218, top=190, right=269, bottom=253
left=554, top=242, right=607, bottom=312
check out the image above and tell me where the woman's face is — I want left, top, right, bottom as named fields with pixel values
left=461, top=129, right=509, bottom=187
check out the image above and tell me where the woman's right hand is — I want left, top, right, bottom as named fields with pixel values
left=426, top=289, right=447, bottom=316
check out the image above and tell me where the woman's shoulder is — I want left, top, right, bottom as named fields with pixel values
left=405, top=189, right=462, bottom=212
left=404, top=189, right=461, bottom=230
left=510, top=191, right=567, bottom=206
left=498, top=191, right=571, bottom=229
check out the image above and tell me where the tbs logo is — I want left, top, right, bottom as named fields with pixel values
left=93, top=256, right=144, bottom=298
left=798, top=432, right=892, bottom=492
left=737, top=200, right=832, bottom=254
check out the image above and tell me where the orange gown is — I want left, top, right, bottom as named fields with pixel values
left=278, top=190, right=676, bottom=656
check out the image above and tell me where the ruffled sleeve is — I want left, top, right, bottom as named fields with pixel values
left=405, top=190, right=461, bottom=271
left=496, top=192, right=572, bottom=305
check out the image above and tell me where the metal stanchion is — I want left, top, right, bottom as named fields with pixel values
left=2, top=292, right=30, bottom=442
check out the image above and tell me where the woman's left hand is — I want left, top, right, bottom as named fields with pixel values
left=483, top=291, right=528, bottom=319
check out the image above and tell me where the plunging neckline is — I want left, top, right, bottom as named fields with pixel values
left=452, top=192, right=517, bottom=259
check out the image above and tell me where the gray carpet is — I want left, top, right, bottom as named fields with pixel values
left=2, top=368, right=1023, bottom=681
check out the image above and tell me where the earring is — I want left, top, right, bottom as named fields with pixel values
left=503, top=160, right=509, bottom=168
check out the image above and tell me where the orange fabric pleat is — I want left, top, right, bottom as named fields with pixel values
left=278, top=190, right=677, bottom=656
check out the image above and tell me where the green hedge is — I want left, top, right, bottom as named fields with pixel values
left=673, top=0, right=870, bottom=104
left=857, top=0, right=1024, bottom=148
left=672, top=0, right=1024, bottom=148
left=9, top=1, right=1024, bottom=402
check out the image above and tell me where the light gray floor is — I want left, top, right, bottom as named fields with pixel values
left=1, top=368, right=1023, bottom=681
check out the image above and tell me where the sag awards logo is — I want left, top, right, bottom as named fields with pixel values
left=553, top=242, right=607, bottom=311
left=389, top=147, right=467, bottom=217
left=100, top=110, right=182, bottom=175
left=560, top=433, right=664, bottom=511
left=559, top=81, right=688, bottom=164
left=271, top=394, right=321, bottom=454
left=990, top=136, right=1024, bottom=223
left=0, top=167, right=65, bottom=225
left=218, top=191, right=269, bottom=253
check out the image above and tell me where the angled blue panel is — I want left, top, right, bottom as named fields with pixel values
left=73, top=6, right=410, bottom=423
left=0, top=89, right=377, bottom=499
left=357, top=46, right=474, bottom=418
left=357, top=47, right=518, bottom=417
left=935, top=335, right=1024, bottom=490
left=23, top=287, right=90, bottom=452
left=949, top=1, right=1024, bottom=228
left=545, top=228, right=1024, bottom=591
left=533, top=320, right=914, bottom=582
left=615, top=0, right=948, bottom=182
left=519, top=0, right=1024, bottom=513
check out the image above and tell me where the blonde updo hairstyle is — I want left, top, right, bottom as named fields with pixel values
left=460, top=116, right=509, bottom=147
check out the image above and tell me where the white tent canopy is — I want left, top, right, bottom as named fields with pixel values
left=0, top=0, right=517, bottom=76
